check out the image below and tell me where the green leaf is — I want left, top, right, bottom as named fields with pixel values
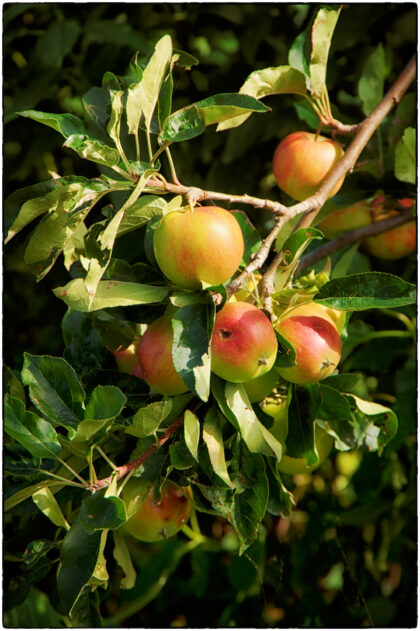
left=113, top=530, right=137, bottom=590
left=225, top=383, right=283, bottom=460
left=4, top=480, right=62, bottom=512
left=69, top=590, right=102, bottom=628
left=394, top=126, right=416, bottom=184
left=275, top=227, right=323, bottom=290
left=24, top=182, right=109, bottom=280
left=125, top=394, right=192, bottom=438
left=159, top=93, right=270, bottom=143
left=288, top=31, right=311, bottom=86
left=229, top=444, right=269, bottom=554
left=346, top=394, right=398, bottom=454
left=21, top=354, right=85, bottom=428
left=309, top=6, right=341, bottom=98
left=18, top=109, right=86, bottom=138
left=54, top=278, right=169, bottom=312
left=202, top=407, right=231, bottom=486
left=4, top=395, right=62, bottom=459
left=4, top=587, right=65, bottom=628
left=72, top=386, right=126, bottom=442
left=117, top=195, right=167, bottom=236
left=314, top=272, right=416, bottom=310
left=79, top=492, right=127, bottom=532
left=172, top=303, right=216, bottom=402
left=231, top=210, right=263, bottom=266
left=4, top=366, right=25, bottom=402
left=217, top=66, right=307, bottom=131
left=126, top=34, right=173, bottom=134
left=358, top=44, right=388, bottom=115
left=184, top=410, right=200, bottom=461
left=107, top=90, right=124, bottom=152
left=64, top=134, right=120, bottom=167
left=169, top=440, right=195, bottom=469
left=57, top=518, right=102, bottom=614
left=32, top=488, right=70, bottom=530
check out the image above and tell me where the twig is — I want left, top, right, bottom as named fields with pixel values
left=93, top=415, right=184, bottom=490
left=295, top=211, right=414, bottom=276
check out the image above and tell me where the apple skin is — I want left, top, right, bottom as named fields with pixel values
left=112, top=343, right=144, bottom=379
left=262, top=399, right=334, bottom=475
left=272, top=131, right=345, bottom=202
left=317, top=201, right=372, bottom=240
left=122, top=478, right=192, bottom=542
left=153, top=205, right=244, bottom=289
left=363, top=211, right=416, bottom=260
left=211, top=302, right=278, bottom=383
left=137, top=316, right=189, bottom=396
left=280, top=302, right=346, bottom=334
left=243, top=367, right=278, bottom=403
left=275, top=304, right=341, bottom=385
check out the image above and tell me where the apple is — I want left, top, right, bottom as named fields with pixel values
left=112, top=342, right=144, bottom=379
left=261, top=399, right=334, bottom=475
left=153, top=205, right=244, bottom=289
left=122, top=478, right=192, bottom=542
left=278, top=301, right=347, bottom=334
left=243, top=367, right=278, bottom=403
left=317, top=200, right=372, bottom=240
left=275, top=303, right=341, bottom=384
left=137, top=316, right=189, bottom=396
left=211, top=302, right=278, bottom=383
left=363, top=210, right=416, bottom=259
left=272, top=131, right=345, bottom=201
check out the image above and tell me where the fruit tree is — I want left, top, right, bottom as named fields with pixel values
left=4, top=4, right=416, bottom=628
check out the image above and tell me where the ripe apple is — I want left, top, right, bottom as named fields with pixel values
left=272, top=131, right=345, bottom=201
left=363, top=211, right=416, bottom=259
left=261, top=399, right=334, bottom=475
left=243, top=367, right=278, bottom=403
left=112, top=342, right=144, bottom=379
left=153, top=205, right=244, bottom=289
left=279, top=301, right=346, bottom=334
left=122, top=478, right=192, bottom=542
left=137, top=316, right=189, bottom=396
left=211, top=302, right=278, bottom=383
left=275, top=303, right=341, bottom=384
left=317, top=201, right=372, bottom=240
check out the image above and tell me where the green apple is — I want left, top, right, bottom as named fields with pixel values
left=243, top=367, right=279, bottom=403
left=137, top=316, right=189, bottom=396
left=272, top=131, right=345, bottom=201
left=211, top=302, right=278, bottom=383
left=262, top=399, right=334, bottom=475
left=275, top=303, right=341, bottom=384
left=122, top=478, right=192, bottom=542
left=153, top=205, right=244, bottom=289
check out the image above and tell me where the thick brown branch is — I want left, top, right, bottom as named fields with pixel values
left=93, top=415, right=184, bottom=490
left=295, top=211, right=414, bottom=276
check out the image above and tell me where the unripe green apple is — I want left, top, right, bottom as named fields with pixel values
left=243, top=367, right=278, bottom=403
left=122, top=478, right=192, bottom=542
left=211, top=302, right=278, bottom=383
left=363, top=210, right=416, bottom=260
left=137, top=316, right=189, bottom=396
left=272, top=131, right=345, bottom=201
left=275, top=303, right=341, bottom=384
left=262, top=399, right=333, bottom=475
left=153, top=205, right=244, bottom=289
left=112, top=342, right=144, bottom=379
left=317, top=201, right=372, bottom=240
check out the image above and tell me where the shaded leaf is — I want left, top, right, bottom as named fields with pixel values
left=275, top=227, right=323, bottom=291
left=358, top=44, right=388, bottom=115
left=5, top=395, right=62, bottom=459
left=231, top=210, right=262, bottom=266
left=184, top=410, right=200, bottom=461
left=314, top=272, right=416, bottom=310
left=18, top=109, right=86, bottom=138
left=79, top=492, right=127, bottom=532
left=394, top=126, right=416, bottom=184
left=113, top=530, right=137, bottom=590
left=64, top=134, right=120, bottom=167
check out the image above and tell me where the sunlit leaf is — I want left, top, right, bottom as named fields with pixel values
left=309, top=6, right=341, bottom=98
left=203, top=407, right=231, bottom=485
left=5, top=395, right=62, bottom=459
left=394, top=126, right=416, bottom=184
left=33, top=488, right=70, bottom=530
left=184, top=410, right=200, bottom=461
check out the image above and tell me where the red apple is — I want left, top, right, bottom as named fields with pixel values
left=112, top=342, right=144, bottom=379
left=153, top=205, right=244, bottom=289
left=137, top=316, right=189, bottom=396
left=363, top=210, right=416, bottom=259
left=278, top=302, right=347, bottom=334
left=275, top=303, right=341, bottom=384
left=122, top=478, right=192, bottom=542
left=211, top=302, right=278, bottom=382
left=243, top=367, right=278, bottom=403
left=272, top=131, right=345, bottom=201
left=317, top=201, right=372, bottom=240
